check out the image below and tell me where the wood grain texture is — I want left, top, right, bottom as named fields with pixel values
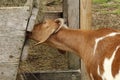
left=0, top=7, right=30, bottom=80
left=27, top=8, right=39, bottom=31
left=0, top=63, right=18, bottom=80
left=80, top=0, right=92, bottom=30
left=63, top=0, right=80, bottom=70
left=80, top=0, right=92, bottom=80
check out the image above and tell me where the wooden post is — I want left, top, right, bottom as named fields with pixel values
left=63, top=0, right=80, bottom=69
left=80, top=0, right=92, bottom=30
left=80, top=0, right=92, bottom=80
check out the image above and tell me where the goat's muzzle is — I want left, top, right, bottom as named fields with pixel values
left=26, top=31, right=32, bottom=39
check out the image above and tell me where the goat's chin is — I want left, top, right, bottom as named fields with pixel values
left=34, top=41, right=45, bottom=46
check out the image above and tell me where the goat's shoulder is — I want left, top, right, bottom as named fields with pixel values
left=96, top=28, right=118, bottom=33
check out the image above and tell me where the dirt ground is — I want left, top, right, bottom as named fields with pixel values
left=92, top=1, right=120, bottom=29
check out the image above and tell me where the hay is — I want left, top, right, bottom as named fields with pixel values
left=20, top=40, right=68, bottom=72
left=0, top=0, right=27, bottom=7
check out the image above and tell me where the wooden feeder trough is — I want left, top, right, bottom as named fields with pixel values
left=23, top=70, right=80, bottom=80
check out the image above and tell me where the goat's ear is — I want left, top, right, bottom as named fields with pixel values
left=54, top=18, right=64, bottom=33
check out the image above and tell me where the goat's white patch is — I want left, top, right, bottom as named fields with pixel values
left=97, top=65, right=101, bottom=76
left=63, top=24, right=68, bottom=28
left=97, top=46, right=120, bottom=80
left=90, top=73, right=94, bottom=80
left=93, top=32, right=120, bottom=54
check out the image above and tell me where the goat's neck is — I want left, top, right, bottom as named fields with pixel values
left=47, top=28, right=92, bottom=62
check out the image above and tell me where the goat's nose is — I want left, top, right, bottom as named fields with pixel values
left=26, top=31, right=32, bottom=39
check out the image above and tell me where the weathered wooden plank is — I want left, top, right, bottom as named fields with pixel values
left=0, top=63, right=19, bottom=80
left=21, top=40, right=29, bottom=61
left=63, top=0, right=80, bottom=70
left=80, top=0, right=92, bottom=80
left=0, top=36, right=24, bottom=63
left=0, top=7, right=29, bottom=31
left=63, top=0, right=68, bottom=23
left=24, top=70, right=81, bottom=80
left=21, top=8, right=39, bottom=61
left=0, top=30, right=25, bottom=37
left=65, top=0, right=80, bottom=29
left=0, top=7, right=30, bottom=80
left=27, top=8, right=39, bottom=31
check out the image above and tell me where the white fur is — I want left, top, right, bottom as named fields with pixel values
left=90, top=73, right=94, bottom=80
left=94, top=32, right=120, bottom=54
left=54, top=18, right=66, bottom=33
left=97, top=46, right=120, bottom=80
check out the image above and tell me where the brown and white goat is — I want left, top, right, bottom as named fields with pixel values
left=27, top=18, right=120, bottom=80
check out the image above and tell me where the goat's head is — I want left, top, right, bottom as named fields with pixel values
left=27, top=18, right=66, bottom=45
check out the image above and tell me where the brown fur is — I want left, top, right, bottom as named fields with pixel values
left=27, top=19, right=120, bottom=80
